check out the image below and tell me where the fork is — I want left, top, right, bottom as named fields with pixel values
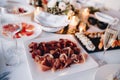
left=0, top=72, right=10, bottom=80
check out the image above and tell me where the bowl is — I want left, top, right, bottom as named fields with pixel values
left=34, top=11, right=69, bottom=28
left=95, top=12, right=119, bottom=25
left=34, top=18, right=64, bottom=32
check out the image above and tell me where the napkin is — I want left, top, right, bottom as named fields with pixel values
left=0, top=72, right=10, bottom=80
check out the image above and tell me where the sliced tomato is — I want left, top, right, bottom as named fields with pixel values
left=25, top=31, right=34, bottom=36
left=2, top=32, right=8, bottom=37
left=13, top=23, right=35, bottom=38
left=20, top=30, right=27, bottom=36
left=14, top=33, right=21, bottom=38
left=43, top=0, right=48, bottom=4
left=3, top=25, right=9, bottom=31
left=25, top=24, right=35, bottom=32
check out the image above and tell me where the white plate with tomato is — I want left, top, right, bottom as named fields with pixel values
left=0, top=21, right=42, bottom=41
left=3, top=2, right=34, bottom=16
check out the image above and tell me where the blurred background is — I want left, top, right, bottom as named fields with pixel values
left=0, top=0, right=120, bottom=11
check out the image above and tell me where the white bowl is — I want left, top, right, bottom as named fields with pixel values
left=40, top=25, right=64, bottom=32
left=95, top=12, right=119, bottom=24
left=34, top=18, right=64, bottom=32
left=34, top=11, right=69, bottom=28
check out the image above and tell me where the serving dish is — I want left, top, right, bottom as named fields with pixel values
left=0, top=21, right=42, bottom=41
left=95, top=12, right=119, bottom=24
left=75, top=32, right=120, bottom=53
left=34, top=18, right=64, bottom=32
left=34, top=11, right=69, bottom=28
left=94, top=64, right=120, bottom=80
left=24, top=35, right=98, bottom=80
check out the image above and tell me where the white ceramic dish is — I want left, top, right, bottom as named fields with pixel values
left=39, top=25, right=63, bottom=32
left=35, top=11, right=69, bottom=28
left=95, top=12, right=119, bottom=24
left=24, top=35, right=98, bottom=80
left=34, top=18, right=64, bottom=32
left=94, top=64, right=120, bottom=80
left=3, top=3, right=34, bottom=16
left=0, top=21, right=42, bottom=41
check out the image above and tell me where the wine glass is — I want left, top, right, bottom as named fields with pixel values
left=0, top=20, right=22, bottom=66
left=103, top=19, right=119, bottom=54
left=99, top=19, right=120, bottom=65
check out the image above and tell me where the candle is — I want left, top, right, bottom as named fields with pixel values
left=82, top=8, right=89, bottom=22
left=69, top=16, right=80, bottom=27
left=79, top=27, right=83, bottom=33
left=67, top=10, right=75, bottom=20
left=79, top=22, right=86, bottom=33
left=68, top=16, right=80, bottom=34
left=34, top=7, right=40, bottom=16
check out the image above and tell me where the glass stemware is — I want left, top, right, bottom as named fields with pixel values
left=103, top=20, right=120, bottom=54
left=98, top=19, right=120, bottom=66
left=0, top=19, right=22, bottom=66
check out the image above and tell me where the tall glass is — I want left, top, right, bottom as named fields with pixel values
left=0, top=18, right=21, bottom=66
left=103, top=22, right=120, bottom=54
left=99, top=20, right=120, bottom=66
left=1, top=38, right=20, bottom=66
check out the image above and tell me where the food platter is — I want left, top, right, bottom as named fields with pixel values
left=75, top=32, right=120, bottom=53
left=74, top=15, right=120, bottom=53
left=24, top=35, right=98, bottom=80
left=55, top=12, right=120, bottom=53
left=0, top=21, right=42, bottom=41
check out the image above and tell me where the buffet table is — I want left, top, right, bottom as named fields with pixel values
left=0, top=31, right=120, bottom=80
left=0, top=1, right=120, bottom=80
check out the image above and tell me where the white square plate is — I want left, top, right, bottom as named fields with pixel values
left=24, top=35, right=98, bottom=80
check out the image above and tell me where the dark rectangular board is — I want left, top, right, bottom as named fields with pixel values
left=74, top=35, right=120, bottom=53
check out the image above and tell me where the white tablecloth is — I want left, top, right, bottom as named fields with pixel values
left=0, top=31, right=120, bottom=80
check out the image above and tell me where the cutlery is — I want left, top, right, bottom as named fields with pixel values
left=0, top=72, right=10, bottom=80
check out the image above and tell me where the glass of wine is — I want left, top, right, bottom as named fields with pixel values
left=0, top=20, right=22, bottom=66
left=103, top=19, right=120, bottom=54
left=99, top=19, right=120, bottom=65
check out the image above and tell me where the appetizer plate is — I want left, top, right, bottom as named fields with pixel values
left=3, top=2, right=34, bottom=16
left=24, top=35, right=98, bottom=80
left=94, top=64, right=120, bottom=80
left=0, top=21, right=42, bottom=41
